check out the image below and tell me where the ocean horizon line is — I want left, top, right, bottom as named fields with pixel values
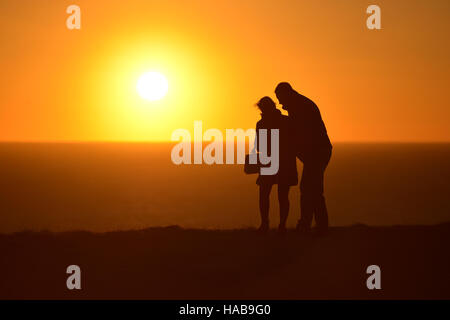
left=0, top=140, right=449, bottom=144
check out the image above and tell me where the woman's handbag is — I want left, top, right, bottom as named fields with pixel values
left=244, top=153, right=261, bottom=174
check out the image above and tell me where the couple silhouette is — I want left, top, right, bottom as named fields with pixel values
left=253, top=82, right=332, bottom=235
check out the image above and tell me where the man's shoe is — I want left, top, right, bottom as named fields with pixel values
left=296, top=222, right=311, bottom=235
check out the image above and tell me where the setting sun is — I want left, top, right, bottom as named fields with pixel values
left=137, top=71, right=169, bottom=101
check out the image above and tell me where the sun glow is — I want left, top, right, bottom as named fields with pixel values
left=136, top=71, right=169, bottom=101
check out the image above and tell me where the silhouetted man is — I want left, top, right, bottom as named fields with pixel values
left=275, top=82, right=332, bottom=234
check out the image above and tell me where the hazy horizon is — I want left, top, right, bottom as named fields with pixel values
left=1, top=140, right=450, bottom=144
left=1, top=142, right=449, bottom=233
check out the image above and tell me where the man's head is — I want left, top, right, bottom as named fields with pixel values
left=275, top=82, right=295, bottom=110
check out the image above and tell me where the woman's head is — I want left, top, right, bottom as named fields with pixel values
left=256, top=96, right=276, bottom=114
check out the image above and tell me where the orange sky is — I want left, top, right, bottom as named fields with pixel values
left=0, top=0, right=449, bottom=142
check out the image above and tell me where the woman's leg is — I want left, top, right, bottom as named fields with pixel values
left=259, top=184, right=272, bottom=231
left=278, top=184, right=290, bottom=231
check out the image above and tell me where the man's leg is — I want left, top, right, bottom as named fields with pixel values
left=297, top=149, right=331, bottom=232
left=313, top=149, right=331, bottom=232
left=313, top=183, right=328, bottom=232
left=297, top=162, right=314, bottom=232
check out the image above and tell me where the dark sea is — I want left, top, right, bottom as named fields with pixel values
left=0, top=143, right=449, bottom=233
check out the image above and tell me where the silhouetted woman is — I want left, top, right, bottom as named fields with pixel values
left=254, top=97, right=298, bottom=232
